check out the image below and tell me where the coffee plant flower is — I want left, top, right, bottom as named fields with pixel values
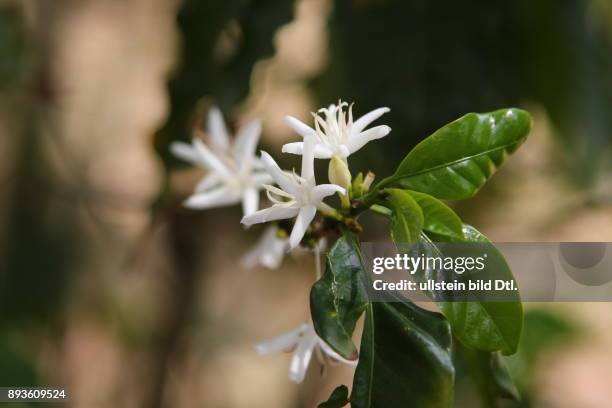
left=282, top=100, right=391, bottom=160
left=241, top=135, right=345, bottom=249
left=241, top=225, right=288, bottom=270
left=255, top=322, right=357, bottom=384
left=170, top=107, right=271, bottom=216
left=173, top=103, right=533, bottom=407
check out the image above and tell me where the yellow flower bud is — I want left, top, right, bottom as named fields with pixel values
left=362, top=171, right=375, bottom=193
left=328, top=156, right=352, bottom=193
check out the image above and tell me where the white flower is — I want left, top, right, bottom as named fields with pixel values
left=255, top=323, right=357, bottom=384
left=170, top=107, right=272, bottom=216
left=241, top=226, right=288, bottom=269
left=240, top=136, right=344, bottom=249
left=282, top=101, right=391, bottom=159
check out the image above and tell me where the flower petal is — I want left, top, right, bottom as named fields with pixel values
left=233, top=119, right=262, bottom=170
left=251, top=171, right=274, bottom=187
left=352, top=107, right=390, bottom=134
left=300, top=135, right=315, bottom=181
left=170, top=142, right=201, bottom=165
left=195, top=174, right=220, bottom=192
left=241, top=226, right=287, bottom=269
left=260, top=238, right=287, bottom=269
left=311, top=184, right=345, bottom=203
left=241, top=227, right=272, bottom=269
left=192, top=139, right=233, bottom=179
left=284, top=115, right=316, bottom=138
left=183, top=187, right=240, bottom=210
left=241, top=188, right=259, bottom=216
left=347, top=125, right=391, bottom=154
left=288, top=330, right=318, bottom=383
left=337, top=145, right=350, bottom=159
left=282, top=142, right=334, bottom=159
left=281, top=142, right=304, bottom=155
left=260, top=151, right=299, bottom=195
left=241, top=205, right=300, bottom=226
left=207, top=106, right=230, bottom=152
left=289, top=205, right=316, bottom=249
left=255, top=323, right=309, bottom=355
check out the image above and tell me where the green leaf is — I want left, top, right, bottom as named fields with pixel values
left=385, top=188, right=424, bottom=244
left=352, top=300, right=454, bottom=408
left=310, top=232, right=368, bottom=360
left=423, top=225, right=523, bottom=355
left=458, top=345, right=519, bottom=407
left=319, top=385, right=350, bottom=408
left=382, top=108, right=532, bottom=200
left=405, top=190, right=464, bottom=240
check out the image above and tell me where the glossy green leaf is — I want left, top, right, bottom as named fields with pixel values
left=381, top=109, right=532, bottom=200
left=319, top=385, right=350, bottom=408
left=385, top=189, right=424, bottom=244
left=458, top=345, right=519, bottom=407
left=310, top=232, right=368, bottom=360
left=352, top=300, right=454, bottom=408
left=405, top=190, right=463, bottom=240
left=423, top=225, right=523, bottom=355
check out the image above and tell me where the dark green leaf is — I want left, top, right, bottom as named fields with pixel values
left=310, top=232, right=368, bottom=360
left=458, top=345, right=519, bottom=407
left=352, top=300, right=454, bottom=408
left=423, top=225, right=523, bottom=355
left=405, top=190, right=463, bottom=240
left=319, top=385, right=350, bottom=408
left=385, top=188, right=424, bottom=244
left=382, top=108, right=532, bottom=200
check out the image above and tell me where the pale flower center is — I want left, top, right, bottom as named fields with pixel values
left=264, top=184, right=295, bottom=205
left=312, top=101, right=353, bottom=153
left=263, top=171, right=313, bottom=206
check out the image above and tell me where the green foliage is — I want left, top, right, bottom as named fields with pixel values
left=352, top=300, right=454, bottom=408
left=318, top=385, right=350, bottom=408
left=377, top=108, right=532, bottom=199
left=457, top=345, right=519, bottom=407
left=314, top=107, right=530, bottom=407
left=310, top=232, right=368, bottom=360
left=312, top=228, right=455, bottom=407
left=405, top=191, right=463, bottom=240
left=385, top=188, right=424, bottom=243
left=423, top=225, right=523, bottom=355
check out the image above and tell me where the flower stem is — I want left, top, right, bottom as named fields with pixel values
left=314, top=243, right=322, bottom=280
left=319, top=203, right=344, bottom=221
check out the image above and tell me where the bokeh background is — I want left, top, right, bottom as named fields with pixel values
left=1, top=0, right=611, bottom=407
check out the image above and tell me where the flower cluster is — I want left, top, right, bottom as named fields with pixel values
left=170, top=107, right=271, bottom=217
left=171, top=101, right=390, bottom=383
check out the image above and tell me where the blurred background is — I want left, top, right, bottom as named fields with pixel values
left=0, top=0, right=611, bottom=407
